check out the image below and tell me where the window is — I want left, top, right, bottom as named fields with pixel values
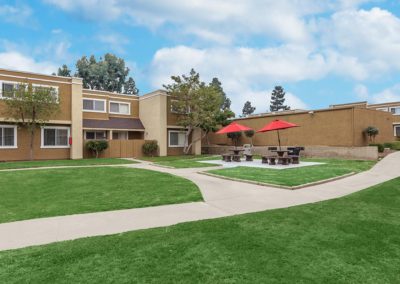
left=395, top=125, right=400, bottom=137
left=0, top=81, right=17, bottom=98
left=112, top=131, right=128, bottom=140
left=85, top=131, right=106, bottom=140
left=0, top=125, right=17, bottom=148
left=390, top=107, right=400, bottom=115
left=109, top=101, right=130, bottom=115
left=32, top=84, right=59, bottom=101
left=168, top=130, right=187, bottom=147
left=170, top=100, right=179, bottom=113
left=376, top=107, right=388, bottom=112
left=83, top=99, right=106, bottom=112
left=41, top=127, right=70, bottom=148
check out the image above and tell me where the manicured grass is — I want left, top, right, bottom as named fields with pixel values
left=1, top=178, right=399, bottom=283
left=0, top=158, right=137, bottom=170
left=140, top=155, right=219, bottom=168
left=207, top=158, right=376, bottom=186
left=0, top=167, right=202, bottom=223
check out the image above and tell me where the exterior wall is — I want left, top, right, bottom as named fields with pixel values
left=166, top=127, right=193, bottom=156
left=70, top=78, right=83, bottom=159
left=167, top=96, right=180, bottom=126
left=206, top=107, right=396, bottom=147
left=82, top=90, right=139, bottom=120
left=139, top=91, right=168, bottom=156
left=0, top=125, right=70, bottom=161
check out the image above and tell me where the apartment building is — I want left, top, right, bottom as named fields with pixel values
left=0, top=68, right=200, bottom=161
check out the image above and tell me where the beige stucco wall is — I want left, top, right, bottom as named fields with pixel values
left=139, top=91, right=168, bottom=156
left=70, top=78, right=83, bottom=159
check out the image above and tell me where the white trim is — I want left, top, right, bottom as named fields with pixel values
left=390, top=106, right=400, bottom=116
left=109, top=100, right=131, bottom=115
left=83, top=92, right=138, bottom=101
left=394, top=125, right=400, bottom=137
left=375, top=107, right=388, bottom=112
left=82, top=98, right=107, bottom=113
left=0, top=80, right=18, bottom=99
left=41, top=126, right=71, bottom=149
left=168, top=130, right=188, bottom=148
left=83, top=89, right=139, bottom=98
left=0, top=124, right=17, bottom=149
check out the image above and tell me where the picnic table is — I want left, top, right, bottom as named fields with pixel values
left=271, top=150, right=289, bottom=157
left=229, top=148, right=244, bottom=155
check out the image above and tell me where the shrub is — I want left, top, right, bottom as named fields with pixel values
left=369, top=143, right=384, bottom=153
left=364, top=126, right=379, bottom=142
left=227, top=132, right=242, bottom=146
left=244, top=130, right=255, bottom=146
left=86, top=140, right=109, bottom=158
left=142, top=140, right=158, bottom=157
left=383, top=141, right=400, bottom=151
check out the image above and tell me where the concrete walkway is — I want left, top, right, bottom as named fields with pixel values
left=1, top=152, right=399, bottom=251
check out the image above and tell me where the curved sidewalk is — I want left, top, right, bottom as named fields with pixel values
left=0, top=152, right=399, bottom=251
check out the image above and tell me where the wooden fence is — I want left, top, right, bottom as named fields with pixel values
left=83, top=139, right=145, bottom=159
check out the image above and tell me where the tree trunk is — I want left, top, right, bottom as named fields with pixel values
left=29, top=127, right=35, bottom=161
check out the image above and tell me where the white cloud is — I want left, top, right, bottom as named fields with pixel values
left=371, top=84, right=400, bottom=103
left=354, top=84, right=369, bottom=99
left=0, top=3, right=33, bottom=26
left=150, top=45, right=310, bottom=114
left=0, top=51, right=57, bottom=74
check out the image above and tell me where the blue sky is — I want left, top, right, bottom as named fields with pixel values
left=0, top=0, right=400, bottom=114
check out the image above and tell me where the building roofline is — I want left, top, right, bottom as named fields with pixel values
left=330, top=101, right=367, bottom=108
left=0, top=67, right=81, bottom=81
left=368, top=101, right=400, bottom=107
left=83, top=88, right=139, bottom=98
left=139, top=89, right=168, bottom=100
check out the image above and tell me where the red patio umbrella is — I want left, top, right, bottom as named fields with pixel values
left=257, top=119, right=299, bottom=150
left=216, top=122, right=253, bottom=134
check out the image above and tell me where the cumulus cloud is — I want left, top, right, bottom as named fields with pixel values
left=353, top=84, right=400, bottom=103
left=97, top=34, right=129, bottom=54
left=0, top=51, right=57, bottom=74
left=150, top=45, right=311, bottom=113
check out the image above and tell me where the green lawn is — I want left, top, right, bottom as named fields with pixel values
left=140, top=155, right=219, bottom=168
left=1, top=178, right=399, bottom=283
left=0, top=158, right=137, bottom=170
left=0, top=167, right=202, bottom=223
left=207, top=158, right=376, bottom=187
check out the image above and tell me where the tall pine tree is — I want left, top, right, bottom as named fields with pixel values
left=242, top=101, right=256, bottom=117
left=269, top=86, right=290, bottom=112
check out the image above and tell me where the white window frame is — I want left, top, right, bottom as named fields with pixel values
left=170, top=99, right=180, bottom=113
left=83, top=98, right=107, bottom=113
left=41, top=126, right=70, bottom=149
left=394, top=125, right=400, bottom=137
left=390, top=106, right=400, bottom=116
left=85, top=130, right=107, bottom=140
left=109, top=101, right=131, bottom=115
left=0, top=125, right=17, bottom=149
left=376, top=107, right=388, bottom=112
left=32, top=84, right=59, bottom=101
left=0, top=81, right=18, bottom=99
left=168, top=130, right=188, bottom=148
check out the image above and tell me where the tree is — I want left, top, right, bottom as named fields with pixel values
left=57, top=64, right=72, bottom=77
left=365, top=126, right=379, bottom=142
left=2, top=83, right=60, bottom=160
left=270, top=86, right=290, bottom=112
left=244, top=129, right=255, bottom=145
left=86, top=140, right=109, bottom=158
left=227, top=131, right=242, bottom=146
left=210, top=78, right=231, bottom=110
left=123, top=77, right=139, bottom=95
left=72, top=53, right=137, bottom=94
left=164, top=69, right=224, bottom=154
left=242, top=101, right=256, bottom=117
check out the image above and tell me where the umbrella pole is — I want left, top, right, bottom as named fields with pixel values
left=277, top=130, right=281, bottom=150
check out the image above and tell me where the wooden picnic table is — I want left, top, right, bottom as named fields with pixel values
left=229, top=148, right=244, bottom=155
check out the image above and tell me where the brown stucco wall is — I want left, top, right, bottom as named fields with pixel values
left=0, top=72, right=73, bottom=122
left=0, top=125, right=70, bottom=161
left=206, top=107, right=397, bottom=147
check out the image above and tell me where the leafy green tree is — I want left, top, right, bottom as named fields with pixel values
left=364, top=126, right=379, bottom=142
left=210, top=77, right=231, bottom=110
left=2, top=84, right=60, bottom=160
left=244, top=129, right=255, bottom=145
left=57, top=64, right=71, bottom=77
left=270, top=86, right=290, bottom=112
left=73, top=53, right=137, bottom=94
left=123, top=77, right=139, bottom=95
left=164, top=69, right=223, bottom=154
left=227, top=131, right=242, bottom=146
left=242, top=101, right=256, bottom=117
left=86, top=140, right=109, bottom=158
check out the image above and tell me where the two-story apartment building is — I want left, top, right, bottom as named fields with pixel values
left=0, top=68, right=200, bottom=161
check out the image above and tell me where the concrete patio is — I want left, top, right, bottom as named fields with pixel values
left=199, top=159, right=324, bottom=169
